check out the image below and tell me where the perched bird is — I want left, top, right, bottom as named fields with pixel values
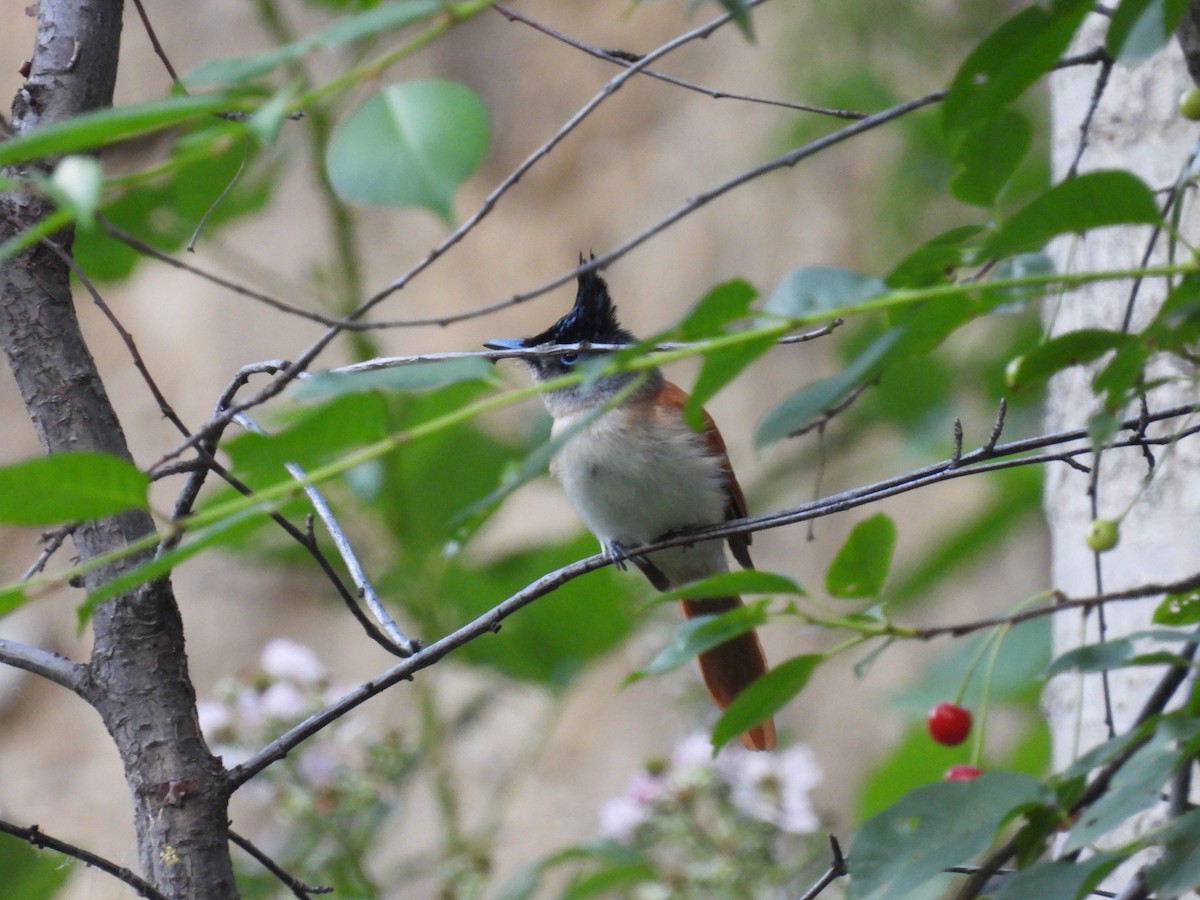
left=485, top=267, right=776, bottom=751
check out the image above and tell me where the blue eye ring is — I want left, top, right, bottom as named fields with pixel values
left=560, top=352, right=579, bottom=365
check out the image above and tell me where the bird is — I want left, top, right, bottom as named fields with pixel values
left=485, top=265, right=776, bottom=751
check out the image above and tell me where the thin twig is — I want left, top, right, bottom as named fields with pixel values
left=0, top=818, right=168, bottom=900
left=20, top=525, right=75, bottom=580
left=37, top=235, right=190, bottom=437
left=229, top=829, right=333, bottom=898
left=148, top=2, right=757, bottom=472
left=1065, top=52, right=1113, bottom=179
left=128, top=0, right=183, bottom=86
left=983, top=398, right=1007, bottom=454
left=232, top=411, right=419, bottom=656
left=228, top=402, right=1200, bottom=787
left=495, top=4, right=868, bottom=120
left=798, top=835, right=848, bottom=900
left=910, top=571, right=1200, bottom=640
left=98, top=218, right=374, bottom=331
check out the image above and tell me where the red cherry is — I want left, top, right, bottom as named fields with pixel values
left=927, top=702, right=972, bottom=746
left=944, top=764, right=983, bottom=781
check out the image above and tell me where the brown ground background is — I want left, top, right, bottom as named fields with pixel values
left=0, top=2, right=1045, bottom=897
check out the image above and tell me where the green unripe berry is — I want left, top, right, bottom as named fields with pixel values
left=1181, top=89, right=1200, bottom=121
left=1086, top=519, right=1119, bottom=552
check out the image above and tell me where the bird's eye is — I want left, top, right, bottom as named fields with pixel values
left=560, top=352, right=578, bottom=365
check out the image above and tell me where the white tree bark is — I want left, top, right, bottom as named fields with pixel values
left=1045, top=10, right=1200, bottom=880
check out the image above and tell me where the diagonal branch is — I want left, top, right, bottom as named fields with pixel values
left=0, top=638, right=85, bottom=694
left=0, top=817, right=168, bottom=900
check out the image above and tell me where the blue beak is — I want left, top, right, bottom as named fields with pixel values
left=483, top=338, right=527, bottom=351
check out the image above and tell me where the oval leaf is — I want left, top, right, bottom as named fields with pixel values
left=849, top=772, right=1052, bottom=900
left=981, top=170, right=1161, bottom=260
left=1153, top=588, right=1200, bottom=625
left=1008, top=329, right=1132, bottom=391
left=711, top=653, right=821, bottom=750
left=826, top=513, right=897, bottom=600
left=763, top=267, right=884, bottom=319
left=1107, top=0, right=1190, bottom=64
left=293, top=357, right=495, bottom=401
left=949, top=108, right=1032, bottom=208
left=0, top=452, right=149, bottom=525
left=636, top=600, right=771, bottom=678
left=326, top=79, right=490, bottom=220
left=662, top=570, right=804, bottom=601
left=943, top=0, right=1092, bottom=144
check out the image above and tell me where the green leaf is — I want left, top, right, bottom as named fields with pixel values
left=826, top=513, right=897, bottom=599
left=0, top=94, right=241, bottom=166
left=1064, top=729, right=1181, bottom=851
left=224, top=392, right=389, bottom=479
left=292, top=358, right=495, bottom=401
left=942, top=0, right=1092, bottom=144
left=886, top=225, right=985, bottom=289
left=699, top=0, right=755, bottom=40
left=185, top=0, right=443, bottom=85
left=981, top=170, right=1161, bottom=260
left=662, top=570, right=804, bottom=600
left=1007, top=329, right=1132, bottom=392
left=0, top=837, right=74, bottom=900
left=425, top=534, right=640, bottom=687
left=74, top=123, right=272, bottom=281
left=635, top=600, right=770, bottom=678
left=763, top=267, right=884, bottom=319
left=711, top=653, right=820, bottom=750
left=755, top=328, right=900, bottom=446
left=1047, top=640, right=1136, bottom=676
left=676, top=279, right=757, bottom=340
left=950, top=109, right=1032, bottom=208
left=849, top=772, right=1052, bottom=900
left=325, top=79, right=489, bottom=221
left=1153, top=588, right=1200, bottom=625
left=990, top=853, right=1123, bottom=900
left=1144, top=807, right=1200, bottom=894
left=0, top=452, right=148, bottom=525
left=684, top=331, right=778, bottom=429
left=1107, top=0, right=1190, bottom=64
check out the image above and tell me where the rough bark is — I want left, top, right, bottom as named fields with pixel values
left=0, top=0, right=237, bottom=895
left=1044, top=10, right=1200, bottom=885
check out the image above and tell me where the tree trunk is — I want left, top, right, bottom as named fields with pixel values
left=1044, top=10, right=1200, bottom=880
left=0, top=0, right=237, bottom=895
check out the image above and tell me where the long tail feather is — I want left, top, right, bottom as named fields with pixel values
left=680, top=596, right=776, bottom=751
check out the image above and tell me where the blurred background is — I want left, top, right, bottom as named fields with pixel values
left=0, top=1, right=1053, bottom=896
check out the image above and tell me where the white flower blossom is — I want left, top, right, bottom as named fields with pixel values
left=259, top=680, right=310, bottom=723
left=261, top=638, right=326, bottom=686
left=599, top=770, right=667, bottom=842
left=725, top=744, right=822, bottom=834
left=196, top=700, right=234, bottom=740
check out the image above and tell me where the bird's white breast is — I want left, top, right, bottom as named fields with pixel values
left=550, top=404, right=729, bottom=584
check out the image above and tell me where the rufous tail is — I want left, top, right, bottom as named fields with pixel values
left=680, top=596, right=776, bottom=751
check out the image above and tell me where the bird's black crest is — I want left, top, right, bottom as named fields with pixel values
left=526, top=265, right=636, bottom=347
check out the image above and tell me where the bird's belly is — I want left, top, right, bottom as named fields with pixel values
left=551, top=410, right=728, bottom=580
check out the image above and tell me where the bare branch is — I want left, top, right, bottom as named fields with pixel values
left=495, top=4, right=868, bottom=120
left=232, top=412, right=419, bottom=656
left=0, top=638, right=85, bottom=694
left=229, top=401, right=1200, bottom=788
left=148, top=2, right=753, bottom=473
left=229, top=829, right=333, bottom=898
left=20, top=525, right=75, bottom=580
left=798, top=834, right=848, bottom=900
left=0, top=817, right=168, bottom=900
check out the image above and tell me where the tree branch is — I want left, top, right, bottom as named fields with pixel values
left=0, top=818, right=169, bottom=900
left=0, top=638, right=85, bottom=694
